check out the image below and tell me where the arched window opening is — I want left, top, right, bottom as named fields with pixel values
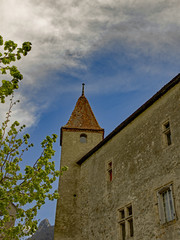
left=80, top=134, right=87, bottom=143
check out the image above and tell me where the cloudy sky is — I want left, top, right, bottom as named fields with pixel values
left=1, top=0, right=180, bottom=226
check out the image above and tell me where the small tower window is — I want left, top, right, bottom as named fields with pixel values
left=80, top=134, right=87, bottom=143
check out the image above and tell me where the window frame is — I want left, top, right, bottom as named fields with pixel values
left=157, top=183, right=176, bottom=225
left=162, top=120, right=172, bottom=146
left=118, top=204, right=134, bottom=239
left=107, top=161, right=113, bottom=182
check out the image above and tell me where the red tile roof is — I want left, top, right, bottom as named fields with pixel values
left=60, top=93, right=104, bottom=145
left=63, top=95, right=103, bottom=130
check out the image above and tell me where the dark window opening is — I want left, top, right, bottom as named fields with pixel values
left=80, top=134, right=87, bottom=143
left=166, top=131, right=172, bottom=146
left=128, top=218, right=134, bottom=237
left=127, top=205, right=132, bottom=216
left=120, top=222, right=125, bottom=240
left=108, top=169, right=112, bottom=181
left=164, top=122, right=170, bottom=129
left=163, top=121, right=172, bottom=146
left=108, top=161, right=112, bottom=168
left=107, top=161, right=113, bottom=182
left=120, top=209, right=125, bottom=219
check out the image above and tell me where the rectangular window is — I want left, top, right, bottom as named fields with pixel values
left=127, top=205, right=132, bottom=216
left=118, top=204, right=134, bottom=239
left=157, top=184, right=176, bottom=224
left=120, top=209, right=125, bottom=219
left=128, top=218, right=134, bottom=237
left=107, top=161, right=113, bottom=182
left=162, top=121, right=172, bottom=146
left=119, top=221, right=125, bottom=240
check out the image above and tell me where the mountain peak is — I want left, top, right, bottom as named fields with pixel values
left=38, top=218, right=51, bottom=230
left=28, top=219, right=54, bottom=240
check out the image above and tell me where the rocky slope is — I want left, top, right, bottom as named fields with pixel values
left=28, top=219, right=54, bottom=240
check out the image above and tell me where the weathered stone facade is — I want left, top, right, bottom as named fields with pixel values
left=54, top=92, right=104, bottom=240
left=54, top=74, right=180, bottom=240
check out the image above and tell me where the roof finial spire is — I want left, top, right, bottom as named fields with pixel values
left=82, top=83, right=85, bottom=96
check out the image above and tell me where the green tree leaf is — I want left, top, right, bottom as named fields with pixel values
left=0, top=35, right=67, bottom=239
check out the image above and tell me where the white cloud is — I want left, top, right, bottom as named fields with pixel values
left=1, top=0, right=180, bottom=127
left=0, top=94, right=39, bottom=128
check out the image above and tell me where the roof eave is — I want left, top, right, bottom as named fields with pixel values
left=77, top=73, right=180, bottom=165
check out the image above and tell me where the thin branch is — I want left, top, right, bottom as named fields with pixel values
left=0, top=95, right=14, bottom=146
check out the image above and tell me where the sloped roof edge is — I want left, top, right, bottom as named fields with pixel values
left=77, top=73, right=180, bottom=165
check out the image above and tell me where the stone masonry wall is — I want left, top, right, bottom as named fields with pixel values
left=54, top=130, right=103, bottom=240
left=79, top=83, right=180, bottom=240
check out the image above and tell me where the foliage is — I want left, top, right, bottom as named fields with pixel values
left=0, top=36, right=67, bottom=239
left=0, top=35, right=31, bottom=103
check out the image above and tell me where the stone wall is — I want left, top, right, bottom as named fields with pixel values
left=79, top=83, right=180, bottom=240
left=54, top=130, right=103, bottom=240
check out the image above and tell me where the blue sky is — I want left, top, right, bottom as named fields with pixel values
left=1, top=0, right=180, bottom=227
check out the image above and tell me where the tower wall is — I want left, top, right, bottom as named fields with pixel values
left=54, top=130, right=103, bottom=240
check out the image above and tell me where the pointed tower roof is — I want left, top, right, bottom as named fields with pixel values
left=64, top=84, right=103, bottom=130
left=60, top=84, right=104, bottom=145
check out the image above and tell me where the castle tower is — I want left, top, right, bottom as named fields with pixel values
left=54, top=84, right=104, bottom=240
